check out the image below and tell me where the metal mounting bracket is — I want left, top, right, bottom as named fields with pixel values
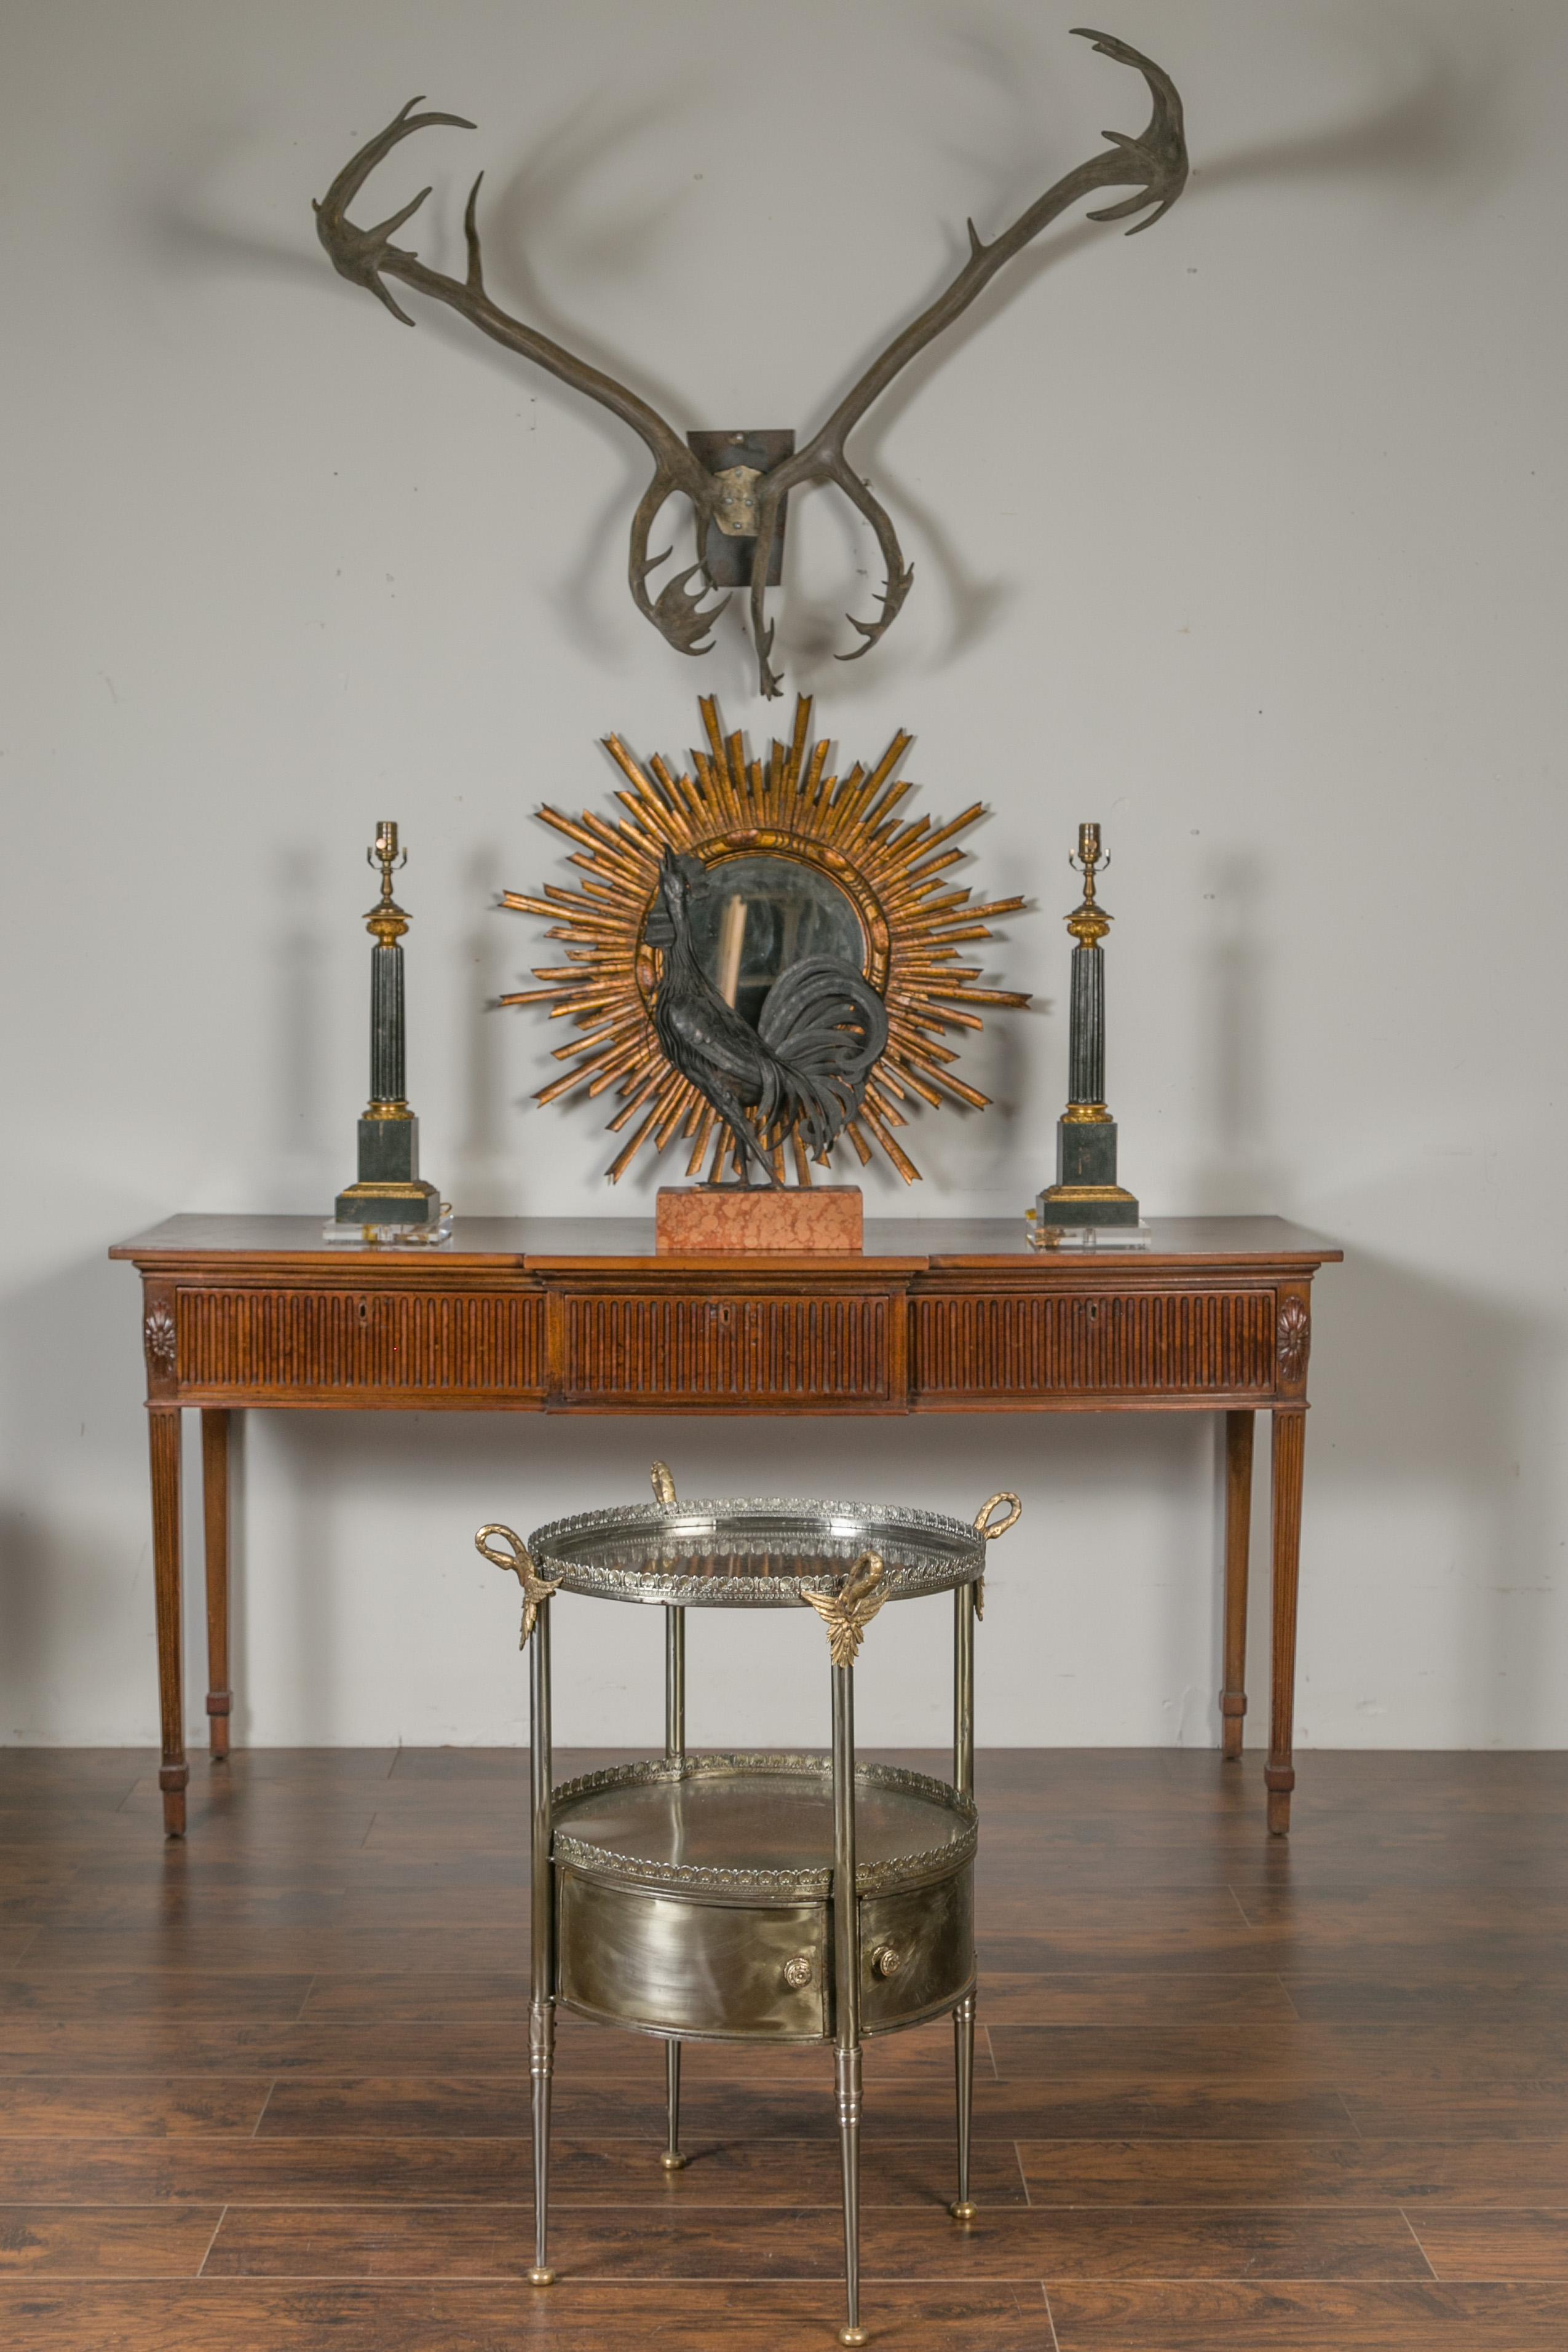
left=687, top=429, right=794, bottom=585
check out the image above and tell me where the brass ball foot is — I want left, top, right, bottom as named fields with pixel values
left=949, top=2200, right=979, bottom=2224
left=527, top=2267, right=555, bottom=2286
left=837, top=2329, right=869, bottom=2346
left=660, top=2150, right=687, bottom=2171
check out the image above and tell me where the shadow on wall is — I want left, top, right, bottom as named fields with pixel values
left=0, top=1251, right=156, bottom=1739
left=1189, top=849, right=1289, bottom=1213
left=785, top=9, right=1514, bottom=705
left=1305, top=1238, right=1555, bottom=1747
left=271, top=843, right=335, bottom=1211
left=453, top=839, right=517, bottom=1216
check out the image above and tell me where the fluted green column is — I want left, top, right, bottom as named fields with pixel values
left=334, top=821, right=444, bottom=1230
left=1037, top=823, right=1138, bottom=1231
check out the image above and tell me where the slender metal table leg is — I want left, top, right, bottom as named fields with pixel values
left=528, top=1597, right=556, bottom=2286
left=663, top=2040, right=685, bottom=2173
left=953, top=1580, right=975, bottom=1802
left=951, top=1578, right=979, bottom=2222
left=951, top=1990, right=978, bottom=2222
left=660, top=1603, right=689, bottom=2172
left=831, top=1655, right=866, bottom=2349
left=665, top=1602, right=686, bottom=1765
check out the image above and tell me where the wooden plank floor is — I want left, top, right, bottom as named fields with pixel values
left=0, top=1748, right=1566, bottom=2349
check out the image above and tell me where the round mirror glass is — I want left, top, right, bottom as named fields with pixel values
left=683, top=855, right=865, bottom=1031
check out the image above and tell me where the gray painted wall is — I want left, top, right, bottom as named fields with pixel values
left=2, top=0, right=1562, bottom=1751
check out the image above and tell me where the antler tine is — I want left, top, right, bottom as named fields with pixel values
left=742, top=28, right=1187, bottom=676
left=462, top=171, right=486, bottom=291
left=631, top=473, right=729, bottom=657
left=314, top=98, right=478, bottom=323
left=821, top=456, right=916, bottom=665
left=1072, top=29, right=1189, bottom=231
left=316, top=99, right=726, bottom=657
left=746, top=486, right=785, bottom=698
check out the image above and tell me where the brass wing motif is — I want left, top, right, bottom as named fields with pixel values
left=475, top=1523, right=562, bottom=1649
left=650, top=1462, right=678, bottom=1506
left=804, top=1551, right=887, bottom=1668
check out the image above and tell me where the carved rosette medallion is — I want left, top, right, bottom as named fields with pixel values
left=143, top=1304, right=178, bottom=1377
left=1276, top=1295, right=1311, bottom=1385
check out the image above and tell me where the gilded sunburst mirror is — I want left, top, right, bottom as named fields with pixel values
left=499, top=696, right=1029, bottom=1185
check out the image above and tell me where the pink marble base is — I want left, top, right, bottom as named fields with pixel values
left=655, top=1186, right=864, bottom=1254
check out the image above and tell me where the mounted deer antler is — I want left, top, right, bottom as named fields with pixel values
left=315, top=28, right=1186, bottom=695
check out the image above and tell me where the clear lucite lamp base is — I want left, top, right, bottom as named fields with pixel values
left=321, top=1205, right=453, bottom=1248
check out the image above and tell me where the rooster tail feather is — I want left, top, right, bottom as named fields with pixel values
left=758, top=959, right=889, bottom=1071
left=754, top=957, right=889, bottom=1160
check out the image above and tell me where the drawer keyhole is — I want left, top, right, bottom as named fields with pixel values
left=357, top=1299, right=370, bottom=1325
left=1086, top=1302, right=1099, bottom=1323
left=713, top=1302, right=734, bottom=1331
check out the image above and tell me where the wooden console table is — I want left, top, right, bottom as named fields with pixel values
left=111, top=1214, right=1339, bottom=1839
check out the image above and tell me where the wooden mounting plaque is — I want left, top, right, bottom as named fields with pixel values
left=655, top=1186, right=863, bottom=1255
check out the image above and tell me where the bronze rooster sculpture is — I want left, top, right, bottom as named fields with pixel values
left=644, top=850, right=888, bottom=1187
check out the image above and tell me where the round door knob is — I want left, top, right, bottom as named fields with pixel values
left=783, top=1954, right=814, bottom=1989
left=871, top=1945, right=902, bottom=1979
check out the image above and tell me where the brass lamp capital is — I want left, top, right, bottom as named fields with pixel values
left=1066, top=819, right=1111, bottom=947
left=365, top=818, right=410, bottom=944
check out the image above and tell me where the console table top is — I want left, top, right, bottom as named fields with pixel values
left=111, top=1211, right=1342, bottom=1273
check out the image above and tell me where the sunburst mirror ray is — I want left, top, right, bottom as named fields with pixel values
left=499, top=696, right=1029, bottom=1186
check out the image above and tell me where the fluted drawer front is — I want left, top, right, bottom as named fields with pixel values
left=559, top=1291, right=891, bottom=1403
left=916, top=1289, right=1275, bottom=1398
left=176, top=1288, right=545, bottom=1395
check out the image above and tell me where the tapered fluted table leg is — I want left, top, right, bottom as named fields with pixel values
left=200, top=1410, right=232, bottom=1761
left=149, top=1409, right=188, bottom=1838
left=1221, top=1410, right=1254, bottom=1762
left=1266, top=1409, right=1306, bottom=1835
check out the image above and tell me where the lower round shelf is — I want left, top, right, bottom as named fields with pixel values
left=551, top=1753, right=976, bottom=2043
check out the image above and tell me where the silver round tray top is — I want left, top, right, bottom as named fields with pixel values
left=526, top=1495, right=988, bottom=1607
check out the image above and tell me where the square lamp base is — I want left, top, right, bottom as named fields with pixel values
left=1035, top=1184, right=1141, bottom=1229
left=333, top=1180, right=445, bottom=1229
left=1040, top=1113, right=1139, bottom=1227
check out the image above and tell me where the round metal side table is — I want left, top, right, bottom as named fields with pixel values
left=475, top=1471, right=1020, bottom=2348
